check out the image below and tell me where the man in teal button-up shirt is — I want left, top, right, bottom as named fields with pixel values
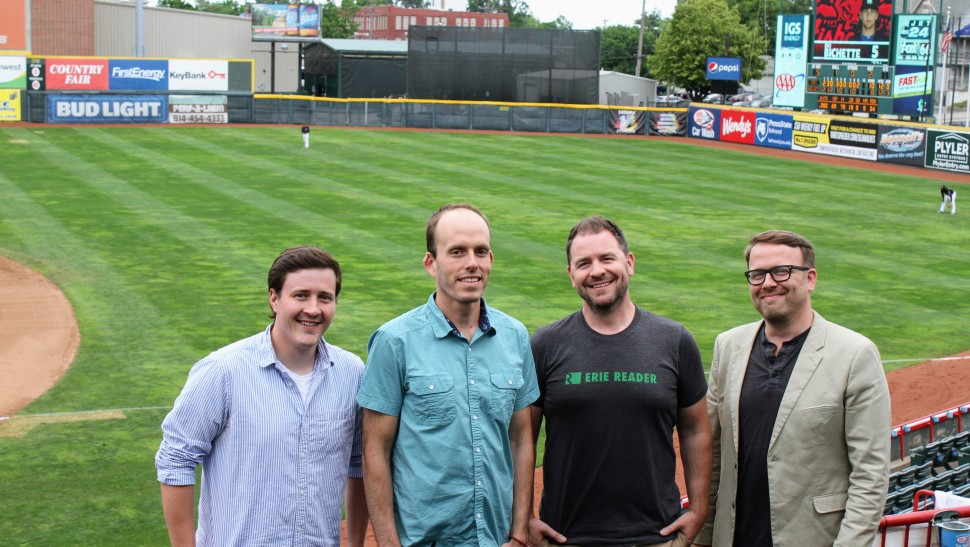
left=358, top=203, right=539, bottom=547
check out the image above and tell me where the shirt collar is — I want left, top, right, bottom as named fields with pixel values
left=257, top=323, right=331, bottom=370
left=426, top=292, right=494, bottom=339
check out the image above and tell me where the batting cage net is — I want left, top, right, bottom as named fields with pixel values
left=406, top=26, right=601, bottom=104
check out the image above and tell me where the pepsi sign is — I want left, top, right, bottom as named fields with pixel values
left=706, top=57, right=742, bottom=81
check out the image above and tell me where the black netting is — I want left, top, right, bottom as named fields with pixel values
left=407, top=27, right=600, bottom=104
left=303, top=44, right=407, bottom=98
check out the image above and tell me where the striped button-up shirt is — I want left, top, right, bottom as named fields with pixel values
left=156, top=325, right=364, bottom=546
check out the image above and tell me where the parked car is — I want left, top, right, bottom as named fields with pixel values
left=749, top=96, right=773, bottom=108
left=701, top=93, right=724, bottom=104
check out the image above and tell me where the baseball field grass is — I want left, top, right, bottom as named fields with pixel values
left=0, top=125, right=967, bottom=544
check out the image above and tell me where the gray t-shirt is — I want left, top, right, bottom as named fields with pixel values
left=531, top=308, right=707, bottom=546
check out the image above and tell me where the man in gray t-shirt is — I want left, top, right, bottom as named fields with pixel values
left=528, top=216, right=712, bottom=547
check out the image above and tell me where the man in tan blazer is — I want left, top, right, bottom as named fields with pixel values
left=693, top=230, right=890, bottom=547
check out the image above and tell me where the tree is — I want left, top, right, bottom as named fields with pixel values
left=599, top=10, right=665, bottom=77
left=651, top=0, right=765, bottom=99
left=466, top=0, right=533, bottom=27
left=728, top=0, right=813, bottom=56
left=157, top=0, right=198, bottom=10
left=395, top=0, right=431, bottom=6
left=320, top=0, right=358, bottom=38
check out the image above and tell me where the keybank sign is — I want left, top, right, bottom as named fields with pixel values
left=706, top=57, right=741, bottom=81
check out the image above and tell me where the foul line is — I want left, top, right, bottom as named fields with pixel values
left=882, top=356, right=970, bottom=364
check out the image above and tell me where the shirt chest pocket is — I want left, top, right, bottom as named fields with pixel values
left=408, top=374, right=457, bottom=426
left=489, top=370, right=524, bottom=421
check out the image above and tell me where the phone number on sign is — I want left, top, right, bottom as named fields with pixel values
left=169, top=113, right=228, bottom=124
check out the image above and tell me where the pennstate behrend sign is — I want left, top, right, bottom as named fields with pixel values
left=706, top=57, right=742, bottom=81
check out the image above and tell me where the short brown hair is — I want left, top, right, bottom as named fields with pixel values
left=744, top=230, right=815, bottom=267
left=267, top=246, right=342, bottom=317
left=425, top=203, right=490, bottom=256
left=566, top=216, right=629, bottom=264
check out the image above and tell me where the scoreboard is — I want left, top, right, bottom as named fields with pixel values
left=803, top=62, right=895, bottom=114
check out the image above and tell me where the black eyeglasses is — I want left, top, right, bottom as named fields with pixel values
left=744, top=265, right=811, bottom=286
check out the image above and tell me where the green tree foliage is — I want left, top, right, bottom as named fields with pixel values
left=395, top=0, right=431, bottom=6
left=157, top=0, right=199, bottom=10
left=600, top=10, right=665, bottom=77
left=651, top=0, right=765, bottom=98
left=320, top=0, right=358, bottom=38
left=729, top=0, right=813, bottom=56
left=466, top=0, right=533, bottom=27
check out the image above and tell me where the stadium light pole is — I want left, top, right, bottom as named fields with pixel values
left=135, top=0, right=145, bottom=56
left=635, top=0, right=646, bottom=77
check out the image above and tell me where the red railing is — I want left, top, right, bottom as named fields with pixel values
left=878, top=490, right=970, bottom=547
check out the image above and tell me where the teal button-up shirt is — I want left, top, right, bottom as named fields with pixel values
left=357, top=294, right=539, bottom=546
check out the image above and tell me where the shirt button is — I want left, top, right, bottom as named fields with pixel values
left=469, top=379, right=476, bottom=385
left=476, top=513, right=482, bottom=519
left=477, top=480, right=482, bottom=486
left=507, top=379, right=513, bottom=385
left=472, top=415, right=478, bottom=420
left=429, top=384, right=435, bottom=390
left=476, top=447, right=481, bottom=453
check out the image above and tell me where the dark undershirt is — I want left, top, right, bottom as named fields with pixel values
left=733, top=324, right=811, bottom=547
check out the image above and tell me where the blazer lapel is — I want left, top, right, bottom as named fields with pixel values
left=729, top=322, right=763, bottom=451
left=769, top=311, right=827, bottom=450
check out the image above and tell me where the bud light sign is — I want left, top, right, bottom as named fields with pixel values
left=706, top=57, right=742, bottom=81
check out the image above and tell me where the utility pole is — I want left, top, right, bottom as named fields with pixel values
left=635, top=0, right=647, bottom=77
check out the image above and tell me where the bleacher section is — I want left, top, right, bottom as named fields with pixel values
left=886, top=408, right=970, bottom=516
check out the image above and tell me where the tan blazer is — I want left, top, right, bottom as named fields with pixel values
left=694, top=312, right=890, bottom=547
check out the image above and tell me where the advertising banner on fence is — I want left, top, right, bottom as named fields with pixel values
left=46, top=58, right=109, bottom=90
left=0, top=0, right=27, bottom=52
left=0, top=88, right=21, bottom=121
left=720, top=109, right=756, bottom=144
left=774, top=15, right=809, bottom=108
left=0, top=55, right=25, bottom=88
left=754, top=112, right=794, bottom=149
left=609, top=109, right=645, bottom=134
left=925, top=129, right=970, bottom=173
left=110, top=59, right=168, bottom=91
left=168, top=59, right=228, bottom=91
left=792, top=115, right=877, bottom=160
left=688, top=106, right=720, bottom=140
left=649, top=111, right=687, bottom=136
left=169, top=95, right=228, bottom=124
left=894, top=14, right=936, bottom=66
left=893, top=66, right=933, bottom=118
left=877, top=125, right=926, bottom=166
left=47, top=95, right=169, bottom=123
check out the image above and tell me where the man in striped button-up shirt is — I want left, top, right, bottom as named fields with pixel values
left=156, top=246, right=368, bottom=546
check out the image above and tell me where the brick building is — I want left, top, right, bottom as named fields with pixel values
left=353, top=6, right=508, bottom=40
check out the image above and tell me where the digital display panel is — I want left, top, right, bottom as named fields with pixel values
left=813, top=0, right=892, bottom=64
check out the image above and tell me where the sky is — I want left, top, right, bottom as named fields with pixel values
left=439, top=0, right=678, bottom=30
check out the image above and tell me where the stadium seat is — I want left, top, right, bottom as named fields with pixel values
left=884, top=492, right=897, bottom=515
left=894, top=466, right=916, bottom=488
left=895, top=485, right=918, bottom=512
left=959, top=446, right=970, bottom=466
left=956, top=483, right=970, bottom=497
left=933, top=470, right=953, bottom=491
left=954, top=431, right=970, bottom=449
left=940, top=436, right=957, bottom=463
left=915, top=460, right=934, bottom=480
left=914, top=477, right=935, bottom=493
left=950, top=464, right=970, bottom=488
left=909, top=445, right=927, bottom=466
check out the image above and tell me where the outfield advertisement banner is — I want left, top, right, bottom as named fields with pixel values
left=648, top=111, right=687, bottom=136
left=720, top=109, right=755, bottom=144
left=251, top=4, right=319, bottom=39
left=110, top=59, right=168, bottom=91
left=0, top=88, right=21, bottom=121
left=609, top=109, right=645, bottom=134
left=46, top=58, right=110, bottom=90
left=892, top=66, right=933, bottom=118
left=774, top=15, right=809, bottom=108
left=688, top=106, right=720, bottom=140
left=792, top=115, right=877, bottom=160
left=0, top=55, right=25, bottom=88
left=754, top=113, right=794, bottom=149
left=169, top=95, right=228, bottom=124
left=877, top=125, right=926, bottom=166
left=168, top=60, right=228, bottom=91
left=925, top=129, right=970, bottom=173
left=47, top=95, right=169, bottom=123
